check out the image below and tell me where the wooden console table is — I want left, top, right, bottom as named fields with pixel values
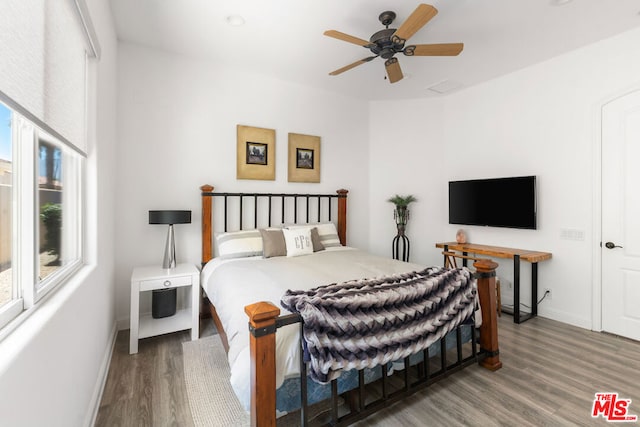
left=435, top=242, right=552, bottom=324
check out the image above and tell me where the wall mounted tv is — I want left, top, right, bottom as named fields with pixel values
left=448, top=176, right=537, bottom=230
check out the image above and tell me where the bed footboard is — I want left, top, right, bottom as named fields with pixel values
left=245, top=302, right=281, bottom=427
left=474, top=259, right=502, bottom=371
left=245, top=260, right=500, bottom=426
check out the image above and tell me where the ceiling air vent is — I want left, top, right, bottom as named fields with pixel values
left=426, top=80, right=463, bottom=94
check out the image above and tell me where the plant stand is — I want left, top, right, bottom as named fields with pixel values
left=392, top=206, right=410, bottom=262
left=392, top=231, right=410, bottom=262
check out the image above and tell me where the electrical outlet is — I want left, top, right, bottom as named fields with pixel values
left=544, top=288, right=552, bottom=300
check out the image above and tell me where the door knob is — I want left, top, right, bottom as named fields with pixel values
left=605, top=241, right=623, bottom=249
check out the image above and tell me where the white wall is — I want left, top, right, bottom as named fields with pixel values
left=0, top=1, right=118, bottom=426
left=114, top=44, right=370, bottom=327
left=369, top=27, right=640, bottom=329
left=368, top=97, right=445, bottom=263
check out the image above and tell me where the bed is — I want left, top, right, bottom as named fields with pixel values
left=199, top=184, right=501, bottom=426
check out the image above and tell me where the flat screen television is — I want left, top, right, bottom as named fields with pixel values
left=448, top=176, right=537, bottom=229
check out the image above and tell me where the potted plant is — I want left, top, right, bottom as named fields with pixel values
left=387, top=194, right=416, bottom=235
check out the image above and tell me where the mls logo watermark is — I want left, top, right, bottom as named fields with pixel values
left=592, top=393, right=638, bottom=422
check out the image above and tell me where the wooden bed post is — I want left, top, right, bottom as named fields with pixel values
left=245, top=302, right=281, bottom=427
left=201, top=184, right=214, bottom=265
left=473, top=259, right=502, bottom=371
left=337, top=189, right=348, bottom=246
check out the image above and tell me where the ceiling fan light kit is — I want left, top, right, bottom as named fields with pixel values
left=324, top=3, right=463, bottom=84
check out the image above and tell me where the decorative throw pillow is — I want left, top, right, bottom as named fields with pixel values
left=286, top=222, right=341, bottom=248
left=310, top=227, right=325, bottom=252
left=282, top=227, right=314, bottom=257
left=215, top=229, right=263, bottom=259
left=260, top=229, right=286, bottom=258
left=314, top=222, right=341, bottom=248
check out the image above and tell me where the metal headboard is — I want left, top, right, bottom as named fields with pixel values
left=200, top=184, right=348, bottom=264
left=208, top=192, right=339, bottom=231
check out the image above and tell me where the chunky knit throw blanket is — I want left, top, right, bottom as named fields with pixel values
left=280, top=267, right=477, bottom=384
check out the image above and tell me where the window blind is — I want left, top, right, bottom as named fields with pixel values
left=0, top=0, right=99, bottom=154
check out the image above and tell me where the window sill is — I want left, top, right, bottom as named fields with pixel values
left=0, top=263, right=95, bottom=353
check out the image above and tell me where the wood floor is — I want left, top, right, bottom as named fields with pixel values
left=95, top=319, right=216, bottom=427
left=96, top=316, right=640, bottom=426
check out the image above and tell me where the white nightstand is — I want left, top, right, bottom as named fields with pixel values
left=129, top=263, right=200, bottom=354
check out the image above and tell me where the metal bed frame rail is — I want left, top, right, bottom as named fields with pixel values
left=275, top=312, right=482, bottom=426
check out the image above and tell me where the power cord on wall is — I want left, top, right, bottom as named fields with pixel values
left=501, top=289, right=551, bottom=310
left=537, top=289, right=551, bottom=305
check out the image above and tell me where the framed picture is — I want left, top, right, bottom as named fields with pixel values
left=288, top=133, right=320, bottom=183
left=237, top=125, right=275, bottom=180
left=296, top=148, right=314, bottom=169
left=246, top=142, right=268, bottom=165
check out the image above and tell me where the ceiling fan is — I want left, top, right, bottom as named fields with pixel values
left=324, top=4, right=463, bottom=84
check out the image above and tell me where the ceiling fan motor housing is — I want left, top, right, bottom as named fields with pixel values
left=369, top=28, right=405, bottom=59
left=324, top=4, right=463, bottom=84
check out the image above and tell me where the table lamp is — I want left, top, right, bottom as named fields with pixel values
left=149, top=210, right=192, bottom=269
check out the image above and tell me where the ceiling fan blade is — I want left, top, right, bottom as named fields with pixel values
left=329, top=56, right=377, bottom=76
left=385, top=58, right=403, bottom=84
left=406, top=43, right=464, bottom=56
left=393, top=4, right=438, bottom=43
left=324, top=30, right=371, bottom=47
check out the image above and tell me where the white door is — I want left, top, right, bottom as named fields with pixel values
left=602, top=90, right=640, bottom=341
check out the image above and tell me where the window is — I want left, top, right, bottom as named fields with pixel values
left=0, top=103, right=12, bottom=315
left=37, top=130, right=83, bottom=293
left=0, top=100, right=84, bottom=331
left=0, top=0, right=97, bottom=334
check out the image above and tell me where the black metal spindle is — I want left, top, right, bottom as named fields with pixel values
left=254, top=195, right=258, bottom=229
left=331, top=379, right=339, bottom=423
left=404, top=357, right=410, bottom=391
left=239, top=196, right=243, bottom=230
left=424, top=349, right=430, bottom=380
left=299, top=322, right=308, bottom=427
left=456, top=327, right=463, bottom=364
left=223, top=196, right=228, bottom=232
left=281, top=196, right=285, bottom=224
left=382, top=364, right=388, bottom=399
left=268, top=196, right=272, bottom=227
left=358, top=369, right=365, bottom=412
left=317, top=196, right=321, bottom=222
left=471, top=324, right=477, bottom=358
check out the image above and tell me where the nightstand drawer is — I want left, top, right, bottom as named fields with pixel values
left=139, top=274, right=192, bottom=292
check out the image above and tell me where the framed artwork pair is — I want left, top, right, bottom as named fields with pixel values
left=236, top=125, right=320, bottom=183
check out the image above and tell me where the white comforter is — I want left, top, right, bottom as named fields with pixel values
left=200, top=247, right=425, bottom=410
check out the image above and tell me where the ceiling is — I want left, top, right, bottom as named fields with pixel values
left=109, top=0, right=640, bottom=101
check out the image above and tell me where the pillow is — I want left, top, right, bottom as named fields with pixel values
left=260, top=229, right=287, bottom=258
left=314, top=222, right=341, bottom=248
left=215, top=229, right=263, bottom=259
left=282, top=227, right=314, bottom=257
left=310, top=227, right=324, bottom=252
left=286, top=222, right=341, bottom=248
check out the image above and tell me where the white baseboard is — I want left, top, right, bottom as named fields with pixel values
left=84, top=322, right=118, bottom=427
left=537, top=307, right=591, bottom=330
left=116, top=316, right=130, bottom=331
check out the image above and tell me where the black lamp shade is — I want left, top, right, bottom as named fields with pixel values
left=149, top=210, right=191, bottom=225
